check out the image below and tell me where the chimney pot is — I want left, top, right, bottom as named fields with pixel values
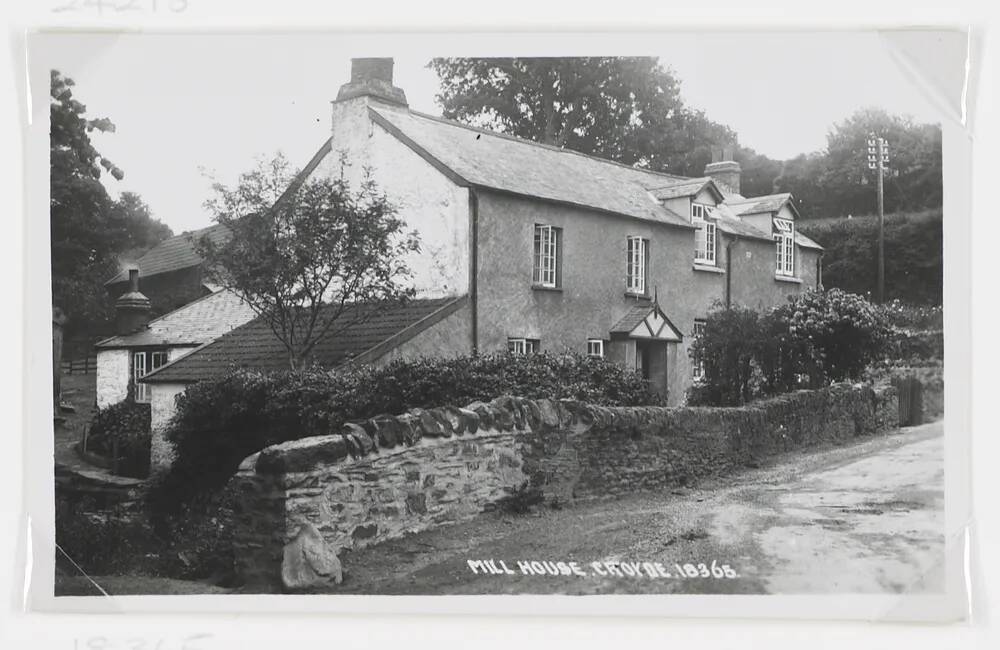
left=336, top=57, right=408, bottom=107
left=705, top=159, right=742, bottom=196
left=115, top=268, right=152, bottom=335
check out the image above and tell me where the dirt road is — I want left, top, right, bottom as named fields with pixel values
left=333, top=422, right=944, bottom=595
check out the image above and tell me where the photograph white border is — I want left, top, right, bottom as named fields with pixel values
left=14, top=25, right=976, bottom=626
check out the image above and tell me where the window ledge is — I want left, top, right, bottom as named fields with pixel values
left=693, top=263, right=724, bottom=274
left=624, top=291, right=652, bottom=300
left=531, top=284, right=563, bottom=293
left=774, top=274, right=803, bottom=284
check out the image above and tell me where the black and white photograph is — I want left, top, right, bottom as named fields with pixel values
left=19, top=27, right=974, bottom=621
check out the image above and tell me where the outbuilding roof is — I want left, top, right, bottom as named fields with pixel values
left=105, top=138, right=334, bottom=286
left=141, top=296, right=466, bottom=384
left=95, top=288, right=257, bottom=350
left=105, top=224, right=232, bottom=286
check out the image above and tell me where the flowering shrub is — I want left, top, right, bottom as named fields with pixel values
left=689, top=290, right=891, bottom=406
left=780, top=289, right=892, bottom=382
left=148, top=353, right=658, bottom=515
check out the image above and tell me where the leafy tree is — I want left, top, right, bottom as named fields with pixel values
left=110, top=192, right=174, bottom=261
left=776, top=108, right=942, bottom=219
left=50, top=71, right=170, bottom=337
left=50, top=70, right=126, bottom=333
left=429, top=57, right=739, bottom=175
left=198, top=153, right=420, bottom=370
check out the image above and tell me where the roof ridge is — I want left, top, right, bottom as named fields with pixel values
left=727, top=192, right=792, bottom=204
left=376, top=102, right=693, bottom=183
left=142, top=295, right=461, bottom=383
left=95, top=288, right=250, bottom=349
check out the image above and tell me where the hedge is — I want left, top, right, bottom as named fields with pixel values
left=86, top=394, right=151, bottom=479
left=148, top=352, right=659, bottom=517
left=798, top=210, right=942, bottom=305
left=688, top=289, right=892, bottom=406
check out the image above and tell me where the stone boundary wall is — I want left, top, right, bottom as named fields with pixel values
left=232, top=383, right=898, bottom=591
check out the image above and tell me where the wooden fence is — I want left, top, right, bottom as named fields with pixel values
left=61, top=356, right=97, bottom=375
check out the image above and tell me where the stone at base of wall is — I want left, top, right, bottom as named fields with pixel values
left=232, top=383, right=900, bottom=592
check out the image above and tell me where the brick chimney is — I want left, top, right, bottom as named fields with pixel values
left=335, top=58, right=407, bottom=107
left=704, top=146, right=741, bottom=195
left=115, top=268, right=152, bottom=335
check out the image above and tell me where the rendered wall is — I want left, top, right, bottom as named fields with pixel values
left=232, top=384, right=898, bottom=592
left=325, top=97, right=471, bottom=299
left=95, top=349, right=130, bottom=408
left=368, top=300, right=474, bottom=366
left=474, top=189, right=721, bottom=405
left=149, top=382, right=187, bottom=471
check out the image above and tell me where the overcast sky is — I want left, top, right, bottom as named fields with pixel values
left=42, top=32, right=943, bottom=234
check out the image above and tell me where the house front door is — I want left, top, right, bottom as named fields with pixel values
left=636, top=340, right=669, bottom=396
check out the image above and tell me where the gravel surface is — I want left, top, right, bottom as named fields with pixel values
left=327, top=421, right=944, bottom=595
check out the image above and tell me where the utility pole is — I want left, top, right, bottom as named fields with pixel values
left=867, top=134, right=890, bottom=303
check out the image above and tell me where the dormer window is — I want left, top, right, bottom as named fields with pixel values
left=774, top=218, right=795, bottom=276
left=692, top=203, right=717, bottom=265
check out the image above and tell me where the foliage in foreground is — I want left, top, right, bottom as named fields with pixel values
left=55, top=485, right=238, bottom=584
left=85, top=391, right=152, bottom=479
left=148, top=352, right=658, bottom=518
left=688, top=289, right=892, bottom=406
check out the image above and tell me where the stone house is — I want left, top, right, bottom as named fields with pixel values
left=94, top=269, right=256, bottom=408
left=137, top=57, right=823, bottom=467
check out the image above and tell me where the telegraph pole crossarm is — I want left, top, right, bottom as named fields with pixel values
left=867, top=133, right=888, bottom=303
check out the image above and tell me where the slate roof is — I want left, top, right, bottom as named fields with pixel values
left=794, top=231, right=824, bottom=251
left=714, top=213, right=774, bottom=242
left=105, top=224, right=231, bottom=286
left=647, top=177, right=723, bottom=201
left=95, top=289, right=257, bottom=349
left=727, top=193, right=794, bottom=216
left=610, top=303, right=656, bottom=333
left=369, top=104, right=695, bottom=229
left=610, top=302, right=684, bottom=340
left=142, top=296, right=464, bottom=384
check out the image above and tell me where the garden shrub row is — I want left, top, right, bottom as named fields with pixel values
left=148, top=353, right=659, bottom=517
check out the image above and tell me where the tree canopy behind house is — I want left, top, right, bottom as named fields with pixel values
left=50, top=70, right=173, bottom=337
left=429, top=57, right=742, bottom=180
left=775, top=109, right=942, bottom=219
left=430, top=59, right=942, bottom=220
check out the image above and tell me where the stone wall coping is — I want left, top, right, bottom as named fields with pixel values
left=242, top=384, right=896, bottom=478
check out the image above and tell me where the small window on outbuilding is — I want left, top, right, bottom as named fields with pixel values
left=587, top=339, right=606, bottom=358
left=133, top=349, right=168, bottom=403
